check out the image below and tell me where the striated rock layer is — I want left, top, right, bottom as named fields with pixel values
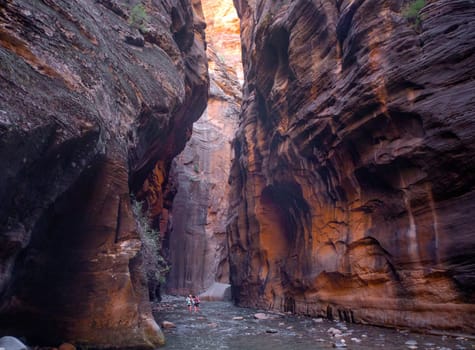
left=229, top=0, right=475, bottom=334
left=165, top=0, right=242, bottom=295
left=0, top=0, right=208, bottom=348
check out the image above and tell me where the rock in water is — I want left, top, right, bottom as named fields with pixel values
left=161, top=321, right=177, bottom=329
left=254, top=313, right=270, bottom=320
left=0, top=336, right=27, bottom=350
left=59, top=343, right=76, bottom=350
left=327, top=327, right=343, bottom=336
left=333, top=339, right=347, bottom=348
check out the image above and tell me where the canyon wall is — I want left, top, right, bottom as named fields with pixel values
left=165, top=0, right=242, bottom=296
left=0, top=0, right=208, bottom=348
left=229, top=0, right=475, bottom=334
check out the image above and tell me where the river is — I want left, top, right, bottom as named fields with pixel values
left=153, top=296, right=474, bottom=350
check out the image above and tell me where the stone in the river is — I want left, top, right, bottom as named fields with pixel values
left=313, top=318, right=324, bottom=323
left=0, top=336, right=27, bottom=350
left=161, top=321, right=177, bottom=329
left=254, top=313, right=270, bottom=320
left=266, top=329, right=278, bottom=334
left=351, top=337, right=362, bottom=343
left=233, top=316, right=244, bottom=320
left=327, top=327, right=343, bottom=336
left=405, top=340, right=418, bottom=346
left=333, top=339, right=347, bottom=348
left=58, top=343, right=76, bottom=350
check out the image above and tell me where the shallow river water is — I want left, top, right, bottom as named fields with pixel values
left=154, top=296, right=474, bottom=350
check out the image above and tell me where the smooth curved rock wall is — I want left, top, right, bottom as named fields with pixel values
left=228, top=0, right=475, bottom=334
left=0, top=0, right=208, bottom=347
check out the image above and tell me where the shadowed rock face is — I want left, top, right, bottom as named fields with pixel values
left=229, top=0, right=475, bottom=333
left=164, top=0, right=242, bottom=295
left=0, top=0, right=208, bottom=348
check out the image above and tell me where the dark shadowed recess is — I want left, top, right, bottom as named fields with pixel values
left=0, top=156, right=105, bottom=344
left=260, top=182, right=311, bottom=247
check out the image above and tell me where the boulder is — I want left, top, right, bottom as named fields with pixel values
left=254, top=313, right=270, bottom=320
left=160, top=321, right=176, bottom=329
left=0, top=336, right=27, bottom=350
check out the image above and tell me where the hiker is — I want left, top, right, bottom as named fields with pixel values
left=192, top=295, right=200, bottom=312
left=186, top=294, right=193, bottom=312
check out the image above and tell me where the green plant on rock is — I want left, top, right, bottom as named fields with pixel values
left=403, top=0, right=426, bottom=31
left=129, top=3, right=148, bottom=31
left=131, top=198, right=169, bottom=296
left=193, top=162, right=200, bottom=173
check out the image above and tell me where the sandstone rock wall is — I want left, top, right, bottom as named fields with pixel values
left=164, top=0, right=242, bottom=295
left=229, top=0, right=475, bottom=334
left=0, top=0, right=208, bottom=348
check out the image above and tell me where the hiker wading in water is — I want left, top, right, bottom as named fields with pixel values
left=192, top=295, right=200, bottom=312
left=186, top=294, right=193, bottom=312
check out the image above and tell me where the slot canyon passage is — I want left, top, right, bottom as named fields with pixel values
left=0, top=0, right=474, bottom=349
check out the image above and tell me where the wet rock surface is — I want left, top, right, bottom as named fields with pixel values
left=228, top=0, right=475, bottom=333
left=155, top=296, right=475, bottom=350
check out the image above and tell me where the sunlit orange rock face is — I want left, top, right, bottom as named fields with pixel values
left=0, top=0, right=208, bottom=348
left=165, top=0, right=242, bottom=295
left=228, top=0, right=475, bottom=334
left=201, top=0, right=243, bottom=82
